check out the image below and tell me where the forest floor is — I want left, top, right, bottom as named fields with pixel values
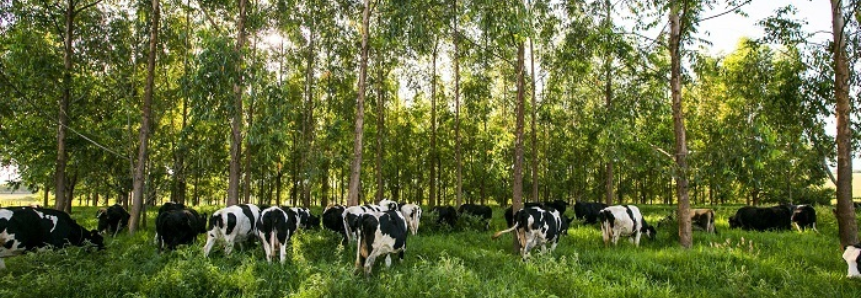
left=1, top=204, right=859, bottom=298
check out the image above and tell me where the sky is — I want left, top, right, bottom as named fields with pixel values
left=0, top=1, right=840, bottom=185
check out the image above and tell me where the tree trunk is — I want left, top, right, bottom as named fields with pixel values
left=669, top=4, right=692, bottom=248
left=276, top=161, right=283, bottom=206
left=429, top=40, right=438, bottom=208
left=43, top=184, right=50, bottom=207
left=227, top=0, right=248, bottom=207
left=832, top=0, right=858, bottom=247
left=603, top=0, right=614, bottom=207
left=302, top=10, right=317, bottom=208
left=347, top=0, right=371, bottom=207
left=529, top=1, right=538, bottom=204
left=54, top=0, right=76, bottom=212
left=129, top=0, right=159, bottom=234
left=453, top=0, right=463, bottom=207
left=512, top=42, right=526, bottom=253
left=375, top=59, right=384, bottom=203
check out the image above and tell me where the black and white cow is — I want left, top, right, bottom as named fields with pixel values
left=323, top=205, right=347, bottom=243
left=378, top=199, right=399, bottom=212
left=844, top=243, right=861, bottom=278
left=598, top=205, right=656, bottom=247
left=791, top=204, right=817, bottom=232
left=492, top=206, right=568, bottom=260
left=400, top=203, right=422, bottom=235
left=257, top=206, right=298, bottom=263
left=291, top=207, right=320, bottom=230
left=96, top=204, right=130, bottom=237
left=343, top=204, right=384, bottom=242
left=155, top=203, right=207, bottom=251
left=353, top=210, right=408, bottom=276
left=458, top=204, right=492, bottom=229
left=429, top=206, right=458, bottom=228
left=203, top=204, right=261, bottom=257
left=505, top=200, right=569, bottom=227
left=0, top=207, right=104, bottom=270
left=729, top=205, right=793, bottom=232
left=574, top=201, right=608, bottom=225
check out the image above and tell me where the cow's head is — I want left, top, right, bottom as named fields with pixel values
left=560, top=216, right=572, bottom=236
left=86, top=230, right=105, bottom=250
left=96, top=209, right=109, bottom=234
left=641, top=225, right=657, bottom=240
left=728, top=215, right=740, bottom=229
left=307, top=213, right=321, bottom=229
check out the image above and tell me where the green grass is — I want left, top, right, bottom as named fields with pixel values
left=1, top=205, right=860, bottom=298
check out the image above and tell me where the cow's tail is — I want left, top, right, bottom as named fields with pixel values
left=492, top=223, right=519, bottom=240
left=269, top=229, right=278, bottom=258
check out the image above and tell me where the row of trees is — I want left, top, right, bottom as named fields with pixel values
left=1, top=0, right=858, bottom=246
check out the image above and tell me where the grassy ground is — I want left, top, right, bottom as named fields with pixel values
left=1, top=204, right=859, bottom=298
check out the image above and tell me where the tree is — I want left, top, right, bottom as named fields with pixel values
left=347, top=0, right=371, bottom=207
left=512, top=41, right=526, bottom=252
left=129, top=0, right=160, bottom=234
left=831, top=0, right=858, bottom=247
left=669, top=0, right=692, bottom=248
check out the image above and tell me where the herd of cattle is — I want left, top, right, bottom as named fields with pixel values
left=1, top=200, right=859, bottom=278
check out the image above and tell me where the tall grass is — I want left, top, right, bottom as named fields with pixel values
left=1, top=205, right=859, bottom=297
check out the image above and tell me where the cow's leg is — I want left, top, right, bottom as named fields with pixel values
left=203, top=232, right=218, bottom=257
left=634, top=232, right=641, bottom=247
left=385, top=254, right=392, bottom=268
left=0, top=258, right=5, bottom=270
left=259, top=233, right=272, bottom=263
left=601, top=224, right=610, bottom=247
left=354, top=234, right=363, bottom=273
left=812, top=223, right=818, bottom=233
left=794, top=222, right=801, bottom=232
left=279, top=242, right=287, bottom=264
left=224, top=234, right=236, bottom=255
left=398, top=251, right=405, bottom=262
left=364, top=251, right=379, bottom=277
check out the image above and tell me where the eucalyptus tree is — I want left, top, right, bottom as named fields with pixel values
left=347, top=0, right=372, bottom=206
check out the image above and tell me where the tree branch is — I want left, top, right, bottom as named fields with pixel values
left=194, top=0, right=225, bottom=35
left=700, top=0, right=753, bottom=22
left=650, top=143, right=675, bottom=162
left=74, top=0, right=104, bottom=14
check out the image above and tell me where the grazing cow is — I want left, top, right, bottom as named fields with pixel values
left=343, top=204, right=384, bottom=242
left=0, top=207, right=104, bottom=270
left=96, top=204, right=131, bottom=237
left=505, top=200, right=569, bottom=227
left=690, top=209, right=717, bottom=234
left=728, top=205, right=793, bottom=231
left=458, top=204, right=492, bottom=229
left=492, top=206, right=568, bottom=260
left=291, top=207, right=320, bottom=230
left=574, top=201, right=608, bottom=225
left=844, top=244, right=861, bottom=278
left=323, top=205, right=347, bottom=243
left=257, top=206, right=299, bottom=263
left=155, top=204, right=207, bottom=251
left=791, top=205, right=817, bottom=232
left=378, top=199, right=400, bottom=212
left=354, top=210, right=408, bottom=276
left=400, top=203, right=422, bottom=235
left=598, top=205, right=656, bottom=247
left=203, top=204, right=261, bottom=257
left=429, top=206, right=458, bottom=228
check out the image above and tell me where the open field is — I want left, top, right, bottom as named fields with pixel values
left=1, top=204, right=860, bottom=298
left=823, top=172, right=861, bottom=199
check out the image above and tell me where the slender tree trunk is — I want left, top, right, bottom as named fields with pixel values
left=375, top=60, right=384, bottom=203
left=429, top=40, right=438, bottom=208
left=453, top=0, right=463, bottom=207
left=129, top=0, right=159, bottom=234
left=832, top=0, right=858, bottom=247
left=227, top=0, right=248, bottom=206
left=669, top=4, right=692, bottom=248
left=43, top=184, right=50, bottom=207
left=512, top=42, right=526, bottom=253
left=276, top=161, right=283, bottom=206
left=54, top=0, right=76, bottom=212
left=603, top=0, right=614, bottom=206
left=529, top=0, right=538, bottom=204
left=302, top=10, right=317, bottom=208
left=347, top=0, right=371, bottom=206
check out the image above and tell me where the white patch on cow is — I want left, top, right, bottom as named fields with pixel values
left=32, top=210, right=59, bottom=233
left=844, top=246, right=861, bottom=278
left=400, top=204, right=422, bottom=235
left=0, top=209, right=12, bottom=221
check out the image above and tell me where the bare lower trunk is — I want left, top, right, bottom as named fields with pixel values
left=347, top=0, right=371, bottom=206
left=375, top=61, right=384, bottom=203
left=130, top=0, right=159, bottom=234
left=832, top=0, right=858, bottom=247
left=512, top=42, right=526, bottom=253
left=54, top=0, right=75, bottom=212
left=429, top=41, right=438, bottom=208
left=670, top=5, right=692, bottom=248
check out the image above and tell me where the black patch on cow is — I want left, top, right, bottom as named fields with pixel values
left=574, top=201, right=608, bottom=225
left=238, top=204, right=256, bottom=227
left=209, top=214, right=223, bottom=231
left=226, top=213, right=237, bottom=236
left=623, top=205, right=638, bottom=233
left=156, top=206, right=206, bottom=250
left=378, top=211, right=407, bottom=250
left=598, top=209, right=615, bottom=229
left=730, top=205, right=792, bottom=231
left=430, top=206, right=458, bottom=227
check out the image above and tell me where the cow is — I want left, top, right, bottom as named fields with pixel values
left=96, top=204, right=131, bottom=237
left=0, top=207, right=104, bottom=270
left=378, top=199, right=400, bottom=212
left=429, top=206, right=458, bottom=228
left=257, top=206, right=298, bottom=263
left=203, top=204, right=261, bottom=257
left=155, top=204, right=207, bottom=251
left=791, top=205, right=817, bottom=232
left=400, top=203, right=422, bottom=235
left=844, top=244, right=861, bottom=278
left=573, top=201, right=608, bottom=225
left=353, top=210, right=408, bottom=277
left=691, top=209, right=717, bottom=233
left=598, top=205, right=656, bottom=247
left=323, top=205, right=347, bottom=243
left=492, top=206, right=567, bottom=260
left=458, top=203, right=492, bottom=229
left=343, top=204, right=384, bottom=242
left=291, top=207, right=320, bottom=230
left=728, top=205, right=793, bottom=232
left=505, top=200, right=569, bottom=227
